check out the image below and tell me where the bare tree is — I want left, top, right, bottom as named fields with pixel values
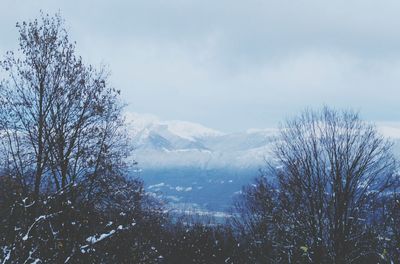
left=231, top=175, right=277, bottom=263
left=234, top=107, right=398, bottom=263
left=0, top=13, right=130, bottom=205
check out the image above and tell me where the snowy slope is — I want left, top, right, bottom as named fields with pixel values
left=127, top=113, right=400, bottom=169
left=126, top=112, right=277, bottom=169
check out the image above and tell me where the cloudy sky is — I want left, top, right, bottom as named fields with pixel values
left=1, top=0, right=399, bottom=132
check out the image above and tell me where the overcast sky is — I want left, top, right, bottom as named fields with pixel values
left=1, top=0, right=399, bottom=132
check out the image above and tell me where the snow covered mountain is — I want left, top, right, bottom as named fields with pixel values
left=126, top=112, right=277, bottom=169
left=126, top=113, right=400, bottom=214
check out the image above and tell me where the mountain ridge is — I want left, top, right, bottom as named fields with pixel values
left=127, top=112, right=400, bottom=169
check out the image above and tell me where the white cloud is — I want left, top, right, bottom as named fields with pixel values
left=1, top=0, right=400, bottom=131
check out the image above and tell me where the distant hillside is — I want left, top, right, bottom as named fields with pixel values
left=127, top=113, right=400, bottom=215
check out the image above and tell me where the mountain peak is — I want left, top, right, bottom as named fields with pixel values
left=125, top=112, right=224, bottom=141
